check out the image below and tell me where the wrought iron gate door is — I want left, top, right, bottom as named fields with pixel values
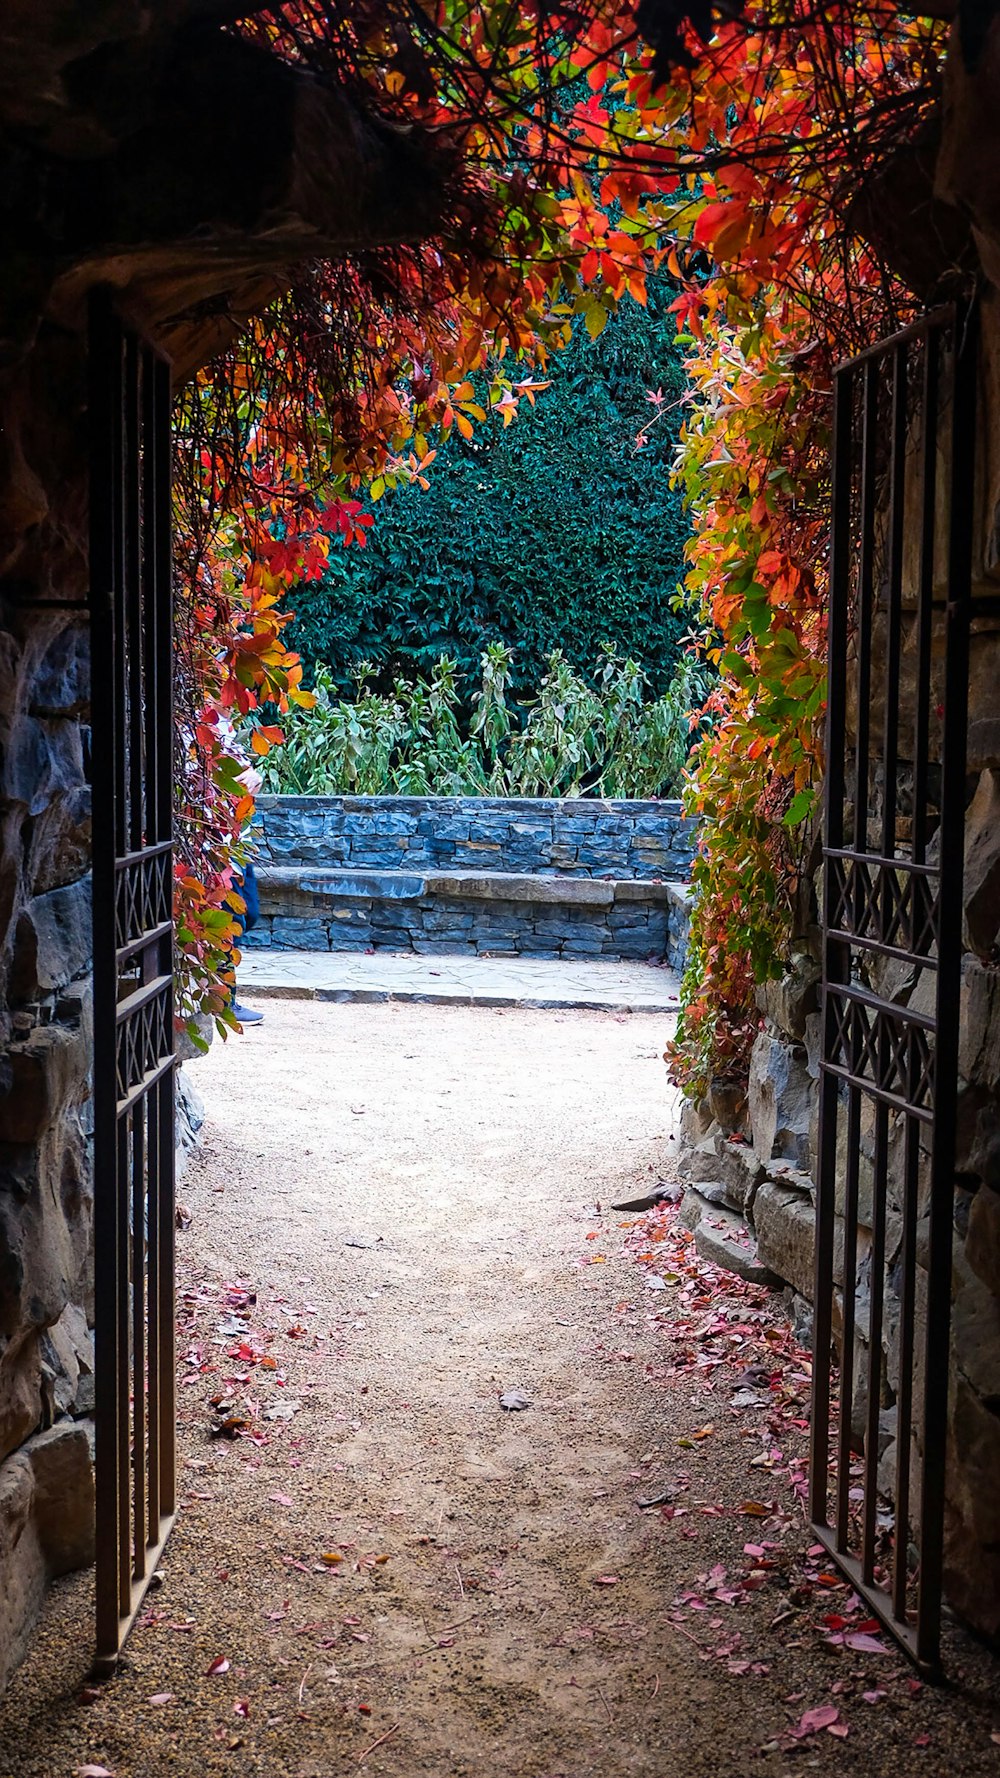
left=809, top=305, right=978, bottom=1675
left=89, top=293, right=177, bottom=1673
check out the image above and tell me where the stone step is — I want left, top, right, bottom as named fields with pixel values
left=679, top=1186, right=781, bottom=1287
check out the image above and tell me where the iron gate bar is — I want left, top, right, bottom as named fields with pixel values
left=809, top=301, right=979, bottom=1677
left=90, top=290, right=177, bottom=1676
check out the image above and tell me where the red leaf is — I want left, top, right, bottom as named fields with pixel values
left=205, top=1655, right=230, bottom=1676
left=791, top=1704, right=840, bottom=1738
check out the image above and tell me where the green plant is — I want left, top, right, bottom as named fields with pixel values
left=255, top=646, right=708, bottom=800
left=283, top=284, right=691, bottom=714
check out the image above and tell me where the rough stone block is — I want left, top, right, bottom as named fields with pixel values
left=752, top=1180, right=818, bottom=1299
left=960, top=956, right=1000, bottom=1088
left=0, top=1419, right=95, bottom=1691
left=239, top=918, right=273, bottom=950
left=559, top=935, right=606, bottom=957
left=0, top=1450, right=41, bottom=1690
left=608, top=905, right=652, bottom=928
left=748, top=1031, right=814, bottom=1167
left=756, top=952, right=821, bottom=1041
left=612, top=929, right=662, bottom=960
left=27, top=787, right=92, bottom=896
left=682, top=1189, right=780, bottom=1284
left=270, top=918, right=330, bottom=949
left=28, top=623, right=90, bottom=718
left=0, top=1022, right=89, bottom=1144
left=326, top=921, right=375, bottom=952
left=343, top=810, right=416, bottom=837
left=39, top=1302, right=93, bottom=1420
left=944, top=1376, right=1000, bottom=1639
left=329, top=904, right=372, bottom=924
left=3, top=716, right=86, bottom=817
left=511, top=933, right=561, bottom=956
left=964, top=767, right=1000, bottom=955
left=965, top=1183, right=1000, bottom=1293
left=419, top=908, right=475, bottom=933
left=12, top=877, right=92, bottom=996
left=546, top=842, right=580, bottom=868
left=679, top=1132, right=764, bottom=1215
left=28, top=1421, right=94, bottom=1575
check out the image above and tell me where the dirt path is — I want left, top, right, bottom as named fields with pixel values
left=1, top=999, right=998, bottom=1778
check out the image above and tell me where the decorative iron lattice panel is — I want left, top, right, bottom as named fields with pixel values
left=89, top=292, right=177, bottom=1674
left=809, top=304, right=978, bottom=1676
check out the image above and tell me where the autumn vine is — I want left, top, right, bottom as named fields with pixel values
left=169, top=0, right=953, bottom=1076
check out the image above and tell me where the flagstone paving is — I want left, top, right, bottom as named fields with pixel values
left=237, top=948, right=681, bottom=1013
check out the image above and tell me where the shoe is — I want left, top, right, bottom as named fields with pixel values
left=233, top=1002, right=264, bottom=1025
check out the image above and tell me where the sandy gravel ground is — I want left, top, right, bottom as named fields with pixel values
left=1, top=999, right=998, bottom=1778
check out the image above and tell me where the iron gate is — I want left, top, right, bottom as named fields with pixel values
left=89, top=292, right=177, bottom=1673
left=809, top=303, right=978, bottom=1675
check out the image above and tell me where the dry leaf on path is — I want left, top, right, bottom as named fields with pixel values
left=790, top=1704, right=841, bottom=1738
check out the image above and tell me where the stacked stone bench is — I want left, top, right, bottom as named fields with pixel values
left=246, top=795, right=696, bottom=964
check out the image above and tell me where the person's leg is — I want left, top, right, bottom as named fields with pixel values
left=228, top=870, right=264, bottom=1026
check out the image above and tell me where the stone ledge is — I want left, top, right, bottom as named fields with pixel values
left=256, top=793, right=686, bottom=818
left=258, top=864, right=680, bottom=909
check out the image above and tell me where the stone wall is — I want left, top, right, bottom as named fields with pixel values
left=0, top=309, right=99, bottom=1683
left=252, top=794, right=695, bottom=878
left=246, top=795, right=696, bottom=962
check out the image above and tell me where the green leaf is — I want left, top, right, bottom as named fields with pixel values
left=784, top=787, right=817, bottom=828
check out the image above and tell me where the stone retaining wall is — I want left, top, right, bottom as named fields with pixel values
left=252, top=794, right=695, bottom=878
left=247, top=796, right=697, bottom=962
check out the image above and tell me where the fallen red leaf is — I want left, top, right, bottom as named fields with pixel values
left=791, top=1704, right=840, bottom=1738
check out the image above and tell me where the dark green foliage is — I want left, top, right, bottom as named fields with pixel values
left=286, top=281, right=689, bottom=708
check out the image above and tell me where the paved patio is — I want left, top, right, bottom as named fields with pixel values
left=237, top=948, right=681, bottom=1012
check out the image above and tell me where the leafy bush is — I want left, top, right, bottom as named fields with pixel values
left=256, top=645, right=708, bottom=800
left=284, top=281, right=690, bottom=711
